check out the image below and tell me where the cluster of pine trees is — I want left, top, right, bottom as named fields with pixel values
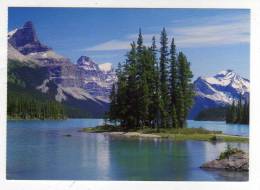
left=226, top=96, right=249, bottom=124
left=108, top=28, right=194, bottom=129
left=8, top=93, right=66, bottom=119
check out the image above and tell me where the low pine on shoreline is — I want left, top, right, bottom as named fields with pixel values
left=218, top=145, right=245, bottom=160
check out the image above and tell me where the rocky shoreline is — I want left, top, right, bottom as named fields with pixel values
left=201, top=152, right=249, bottom=171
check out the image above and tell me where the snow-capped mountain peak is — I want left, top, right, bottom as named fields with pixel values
left=8, top=29, right=18, bottom=39
left=214, top=70, right=239, bottom=81
left=98, top=63, right=113, bottom=72
left=201, top=70, right=249, bottom=92
left=215, top=69, right=233, bottom=77
left=189, top=70, right=250, bottom=119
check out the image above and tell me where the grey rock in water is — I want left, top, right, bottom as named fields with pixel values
left=201, top=152, right=249, bottom=171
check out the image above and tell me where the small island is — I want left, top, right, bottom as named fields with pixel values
left=201, top=146, right=249, bottom=171
left=79, top=124, right=248, bottom=142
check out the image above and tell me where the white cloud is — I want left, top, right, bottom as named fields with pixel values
left=173, top=21, right=249, bottom=47
left=86, top=40, right=131, bottom=51
left=85, top=13, right=249, bottom=51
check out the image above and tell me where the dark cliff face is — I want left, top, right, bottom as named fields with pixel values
left=8, top=21, right=50, bottom=55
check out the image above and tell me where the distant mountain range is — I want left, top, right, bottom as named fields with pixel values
left=8, top=21, right=117, bottom=117
left=189, top=70, right=249, bottom=119
left=8, top=21, right=250, bottom=119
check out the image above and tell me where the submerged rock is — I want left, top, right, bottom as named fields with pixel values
left=201, top=152, right=249, bottom=171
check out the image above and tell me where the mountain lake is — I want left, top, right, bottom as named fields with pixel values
left=7, top=119, right=249, bottom=181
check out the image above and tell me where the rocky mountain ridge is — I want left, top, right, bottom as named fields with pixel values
left=8, top=21, right=116, bottom=117
left=189, top=70, right=249, bottom=119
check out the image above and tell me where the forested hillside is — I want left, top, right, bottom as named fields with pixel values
left=194, top=96, right=249, bottom=124
left=7, top=61, right=65, bottom=119
left=8, top=85, right=66, bottom=119
left=226, top=97, right=249, bottom=124
left=7, top=59, right=88, bottom=119
left=7, top=59, right=109, bottom=119
left=194, top=107, right=227, bottom=121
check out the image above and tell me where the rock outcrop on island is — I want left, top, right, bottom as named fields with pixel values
left=201, top=152, right=249, bottom=171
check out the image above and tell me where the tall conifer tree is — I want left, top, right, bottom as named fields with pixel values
left=177, top=52, right=194, bottom=127
left=125, top=42, right=139, bottom=128
left=108, top=83, right=117, bottom=124
left=108, top=28, right=195, bottom=130
left=159, top=28, right=170, bottom=128
left=169, top=38, right=179, bottom=128
left=151, top=36, right=161, bottom=129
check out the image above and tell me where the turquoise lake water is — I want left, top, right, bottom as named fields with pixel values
left=7, top=119, right=249, bottom=181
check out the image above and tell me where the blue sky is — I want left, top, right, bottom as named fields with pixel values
left=8, top=8, right=250, bottom=79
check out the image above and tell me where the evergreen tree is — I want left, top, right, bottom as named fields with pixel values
left=243, top=100, right=249, bottom=124
left=177, top=86, right=185, bottom=127
left=236, top=94, right=243, bottom=123
left=143, top=47, right=157, bottom=127
left=151, top=36, right=161, bottom=129
left=139, top=71, right=150, bottom=127
left=225, top=97, right=249, bottom=124
left=137, top=28, right=143, bottom=55
left=171, top=105, right=178, bottom=128
left=138, top=47, right=152, bottom=127
left=108, top=83, right=117, bottom=124
left=231, top=99, right=237, bottom=123
left=136, top=28, right=144, bottom=81
left=225, top=102, right=233, bottom=123
left=115, top=62, right=128, bottom=127
left=135, top=29, right=144, bottom=127
left=125, top=42, right=139, bottom=128
left=107, top=28, right=195, bottom=130
left=169, top=38, right=179, bottom=128
left=159, top=28, right=170, bottom=128
left=7, top=92, right=66, bottom=119
left=177, top=52, right=194, bottom=128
